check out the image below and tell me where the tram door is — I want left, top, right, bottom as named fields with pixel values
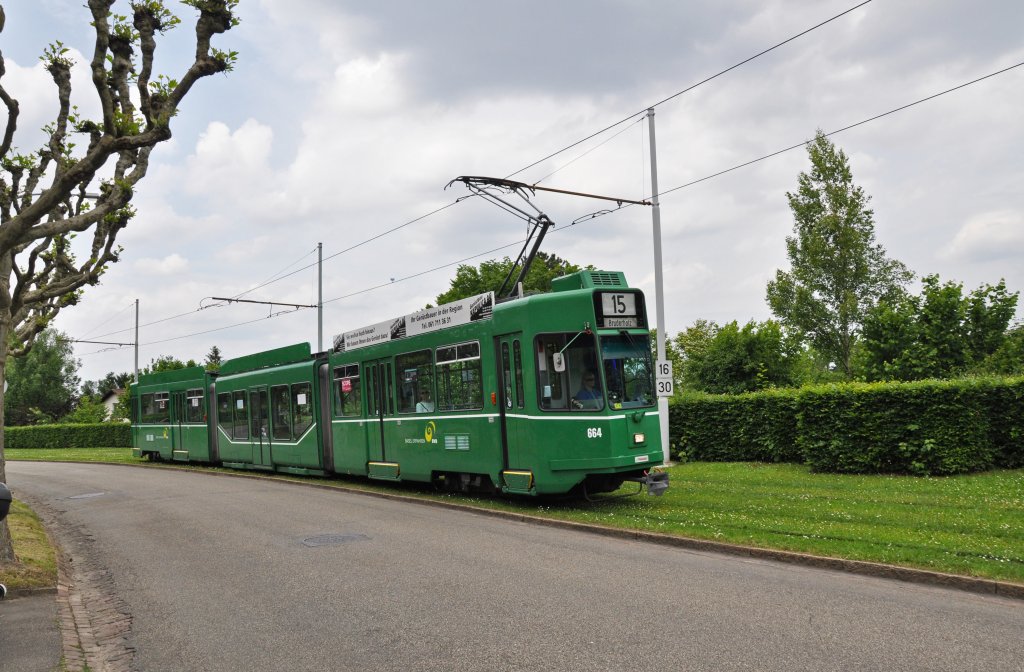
left=496, top=334, right=526, bottom=469
left=171, top=391, right=186, bottom=460
left=365, top=359, right=394, bottom=463
left=248, top=386, right=274, bottom=468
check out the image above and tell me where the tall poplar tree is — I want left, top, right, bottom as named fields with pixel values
left=766, top=131, right=911, bottom=376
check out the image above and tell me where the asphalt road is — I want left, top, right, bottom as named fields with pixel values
left=7, top=461, right=1024, bottom=671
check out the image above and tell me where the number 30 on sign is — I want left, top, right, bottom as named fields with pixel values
left=656, top=360, right=674, bottom=397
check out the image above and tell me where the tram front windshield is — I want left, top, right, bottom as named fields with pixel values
left=600, top=334, right=655, bottom=409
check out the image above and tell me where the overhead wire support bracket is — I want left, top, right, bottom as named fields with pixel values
left=210, top=297, right=318, bottom=310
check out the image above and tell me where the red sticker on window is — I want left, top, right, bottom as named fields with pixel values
left=341, top=379, right=352, bottom=393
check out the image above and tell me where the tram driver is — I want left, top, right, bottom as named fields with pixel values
left=572, top=370, right=603, bottom=410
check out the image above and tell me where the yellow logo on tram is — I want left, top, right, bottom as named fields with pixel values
left=424, top=421, right=436, bottom=443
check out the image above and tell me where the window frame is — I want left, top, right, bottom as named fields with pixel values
left=396, top=349, right=434, bottom=414
left=333, top=364, right=361, bottom=418
left=435, top=340, right=483, bottom=412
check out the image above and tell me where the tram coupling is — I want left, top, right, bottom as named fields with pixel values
left=626, top=470, right=669, bottom=496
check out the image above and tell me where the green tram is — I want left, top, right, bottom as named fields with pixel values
left=132, top=270, right=668, bottom=496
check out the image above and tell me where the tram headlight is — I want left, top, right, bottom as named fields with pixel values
left=633, top=433, right=646, bottom=445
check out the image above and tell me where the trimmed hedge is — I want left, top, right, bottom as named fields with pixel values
left=669, top=377, right=1024, bottom=476
left=671, top=389, right=800, bottom=463
left=3, top=423, right=131, bottom=449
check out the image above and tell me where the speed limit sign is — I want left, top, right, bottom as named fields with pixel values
left=656, top=360, right=674, bottom=397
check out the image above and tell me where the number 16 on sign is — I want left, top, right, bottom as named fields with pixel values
left=656, top=360, right=674, bottom=397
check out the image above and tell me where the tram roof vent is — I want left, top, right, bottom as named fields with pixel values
left=551, top=270, right=628, bottom=292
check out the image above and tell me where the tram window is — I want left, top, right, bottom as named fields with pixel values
left=514, top=340, right=525, bottom=409
left=141, top=392, right=170, bottom=423
left=232, top=391, right=249, bottom=440
left=292, top=383, right=313, bottom=436
left=385, top=363, right=395, bottom=415
left=217, top=393, right=232, bottom=428
left=396, top=350, right=434, bottom=414
left=155, top=392, right=170, bottom=422
left=502, top=343, right=513, bottom=409
left=535, top=333, right=602, bottom=411
left=271, top=385, right=292, bottom=440
left=140, top=394, right=155, bottom=422
left=436, top=341, right=482, bottom=411
left=185, top=389, right=204, bottom=423
left=333, top=364, right=361, bottom=417
left=601, top=334, right=656, bottom=410
left=367, top=365, right=379, bottom=416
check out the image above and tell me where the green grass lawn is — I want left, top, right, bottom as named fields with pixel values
left=0, top=499, right=58, bottom=591
left=6, top=448, right=1024, bottom=583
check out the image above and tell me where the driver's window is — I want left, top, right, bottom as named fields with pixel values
left=534, top=333, right=602, bottom=411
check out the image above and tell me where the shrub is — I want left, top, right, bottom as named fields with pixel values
left=669, top=376, right=1023, bottom=476
left=670, top=389, right=799, bottom=463
left=797, top=380, right=992, bottom=475
left=4, top=423, right=131, bottom=449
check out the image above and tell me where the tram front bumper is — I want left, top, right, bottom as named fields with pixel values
left=625, top=470, right=669, bottom=496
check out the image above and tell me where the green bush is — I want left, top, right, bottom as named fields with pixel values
left=670, top=389, right=800, bottom=463
left=797, top=380, right=992, bottom=475
left=4, top=423, right=131, bottom=449
left=984, top=377, right=1024, bottom=468
left=669, top=376, right=1024, bottom=476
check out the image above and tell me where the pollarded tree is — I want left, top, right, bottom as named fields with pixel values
left=766, top=131, right=912, bottom=377
left=0, top=0, right=238, bottom=563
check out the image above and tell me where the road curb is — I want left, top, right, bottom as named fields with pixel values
left=21, top=459, right=1024, bottom=601
left=0, top=585, right=58, bottom=599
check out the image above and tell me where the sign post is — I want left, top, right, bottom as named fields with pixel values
left=647, top=108, right=671, bottom=463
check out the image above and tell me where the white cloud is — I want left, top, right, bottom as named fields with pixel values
left=941, top=210, right=1024, bottom=262
left=134, top=253, right=190, bottom=276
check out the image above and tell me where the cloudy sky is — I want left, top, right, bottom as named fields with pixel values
left=4, top=0, right=1022, bottom=382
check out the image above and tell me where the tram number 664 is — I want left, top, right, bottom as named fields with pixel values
left=586, top=427, right=603, bottom=439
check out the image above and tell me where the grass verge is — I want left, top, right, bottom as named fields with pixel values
left=6, top=447, right=144, bottom=463
left=7, top=449, right=1024, bottom=584
left=0, top=499, right=58, bottom=591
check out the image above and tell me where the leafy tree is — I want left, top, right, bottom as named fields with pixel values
left=111, top=381, right=133, bottom=422
left=144, top=354, right=197, bottom=374
left=681, top=320, right=801, bottom=394
left=4, top=329, right=80, bottom=425
left=861, top=275, right=1019, bottom=381
left=82, top=370, right=132, bottom=399
left=670, top=319, right=803, bottom=393
left=436, top=252, right=590, bottom=304
left=204, top=344, right=222, bottom=371
left=766, top=131, right=912, bottom=377
left=61, top=395, right=109, bottom=423
left=977, top=323, right=1024, bottom=375
left=0, top=0, right=238, bottom=562
left=670, top=320, right=717, bottom=390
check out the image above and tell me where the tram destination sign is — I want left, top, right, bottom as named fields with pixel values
left=598, top=291, right=638, bottom=328
left=334, top=291, right=494, bottom=352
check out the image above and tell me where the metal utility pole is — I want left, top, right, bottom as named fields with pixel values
left=647, top=108, right=671, bottom=463
left=318, top=242, right=323, bottom=352
left=134, top=299, right=139, bottom=383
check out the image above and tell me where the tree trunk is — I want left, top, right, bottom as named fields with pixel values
left=0, top=319, right=16, bottom=564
